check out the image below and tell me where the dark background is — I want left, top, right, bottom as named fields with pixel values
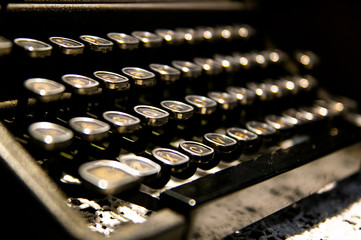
left=259, top=0, right=361, bottom=107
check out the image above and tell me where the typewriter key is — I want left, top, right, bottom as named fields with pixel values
left=152, top=148, right=190, bottom=169
left=103, top=111, right=141, bottom=134
left=292, top=75, right=318, bottom=93
left=0, top=36, right=12, bottom=56
left=207, top=91, right=238, bottom=111
left=62, top=74, right=99, bottom=95
left=107, top=33, right=139, bottom=50
left=265, top=115, right=294, bottom=139
left=79, top=35, right=113, bottom=53
left=214, top=25, right=233, bottom=40
left=185, top=95, right=217, bottom=115
left=232, top=52, right=252, bottom=70
left=69, top=117, right=110, bottom=142
left=131, top=31, right=163, bottom=48
left=152, top=148, right=195, bottom=179
left=226, top=127, right=260, bottom=154
left=118, top=155, right=163, bottom=188
left=226, top=86, right=256, bottom=106
left=154, top=29, right=185, bottom=45
left=232, top=24, right=255, bottom=39
left=179, top=141, right=216, bottom=169
left=134, top=105, right=169, bottom=127
left=119, top=155, right=161, bottom=178
left=14, top=38, right=52, bottom=58
left=93, top=71, right=130, bottom=91
left=24, top=78, right=66, bottom=103
left=78, top=160, right=140, bottom=195
left=171, top=60, right=202, bottom=79
left=149, top=64, right=181, bottom=82
left=203, top=133, right=237, bottom=161
left=160, top=100, right=194, bottom=120
left=49, top=37, right=84, bottom=55
left=246, top=121, right=278, bottom=145
left=175, top=28, right=203, bottom=44
left=214, top=54, right=240, bottom=72
left=122, top=67, right=156, bottom=87
left=28, top=122, right=73, bottom=151
left=295, top=50, right=319, bottom=70
left=193, top=58, right=223, bottom=76
left=195, top=26, right=216, bottom=42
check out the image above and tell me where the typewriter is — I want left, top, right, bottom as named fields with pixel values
left=1, top=0, right=361, bottom=239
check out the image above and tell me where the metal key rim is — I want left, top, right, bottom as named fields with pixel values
left=93, top=71, right=130, bottom=91
left=152, top=148, right=190, bottom=166
left=78, top=160, right=140, bottom=193
left=14, top=38, right=52, bottom=58
left=61, top=74, right=99, bottom=95
left=69, top=117, right=110, bottom=142
left=118, top=155, right=161, bottom=177
left=24, top=78, right=66, bottom=102
left=28, top=122, right=73, bottom=150
left=49, top=36, right=85, bottom=55
left=102, top=111, right=141, bottom=134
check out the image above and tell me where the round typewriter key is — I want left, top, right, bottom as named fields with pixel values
left=295, top=50, right=319, bottom=70
left=152, top=148, right=195, bottom=179
left=207, top=91, right=238, bottom=111
left=179, top=141, right=216, bottom=169
left=49, top=37, right=84, bottom=55
left=28, top=122, right=73, bottom=151
left=134, top=105, right=169, bottom=127
left=69, top=117, right=110, bottom=142
left=94, top=71, right=130, bottom=91
left=62, top=74, right=99, bottom=95
left=122, top=67, right=156, bottom=87
left=232, top=24, right=255, bottom=39
left=292, top=75, right=318, bottom=93
left=226, top=86, right=256, bottom=106
left=118, top=155, right=161, bottom=178
left=79, top=35, right=113, bottom=53
left=214, top=54, right=240, bottom=72
left=149, top=63, right=181, bottom=82
left=78, top=160, right=140, bottom=195
left=160, top=100, right=194, bottom=120
left=14, top=38, right=52, bottom=58
left=175, top=28, right=203, bottom=44
left=152, top=148, right=190, bottom=169
left=281, top=108, right=308, bottom=128
left=0, top=36, right=12, bottom=56
left=195, top=26, right=216, bottom=41
left=203, top=133, right=237, bottom=161
left=265, top=115, right=294, bottom=139
left=131, top=31, right=163, bottom=48
left=24, top=78, right=66, bottom=102
left=118, top=155, right=163, bottom=188
left=193, top=57, right=223, bottom=75
left=155, top=29, right=185, bottom=45
left=171, top=60, right=202, bottom=79
left=107, top=32, right=139, bottom=50
left=246, top=121, right=278, bottom=145
left=226, top=127, right=260, bottom=154
left=103, top=111, right=141, bottom=134
left=232, top=52, right=252, bottom=70
left=185, top=95, right=217, bottom=115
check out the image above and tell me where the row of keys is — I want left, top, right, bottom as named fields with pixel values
left=25, top=91, right=347, bottom=195
left=0, top=24, right=255, bottom=57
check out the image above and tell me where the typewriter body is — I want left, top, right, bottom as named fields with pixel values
left=1, top=1, right=361, bottom=239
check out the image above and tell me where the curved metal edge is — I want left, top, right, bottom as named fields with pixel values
left=4, top=1, right=252, bottom=12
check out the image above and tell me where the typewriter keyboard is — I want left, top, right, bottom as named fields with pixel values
left=1, top=23, right=361, bottom=239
